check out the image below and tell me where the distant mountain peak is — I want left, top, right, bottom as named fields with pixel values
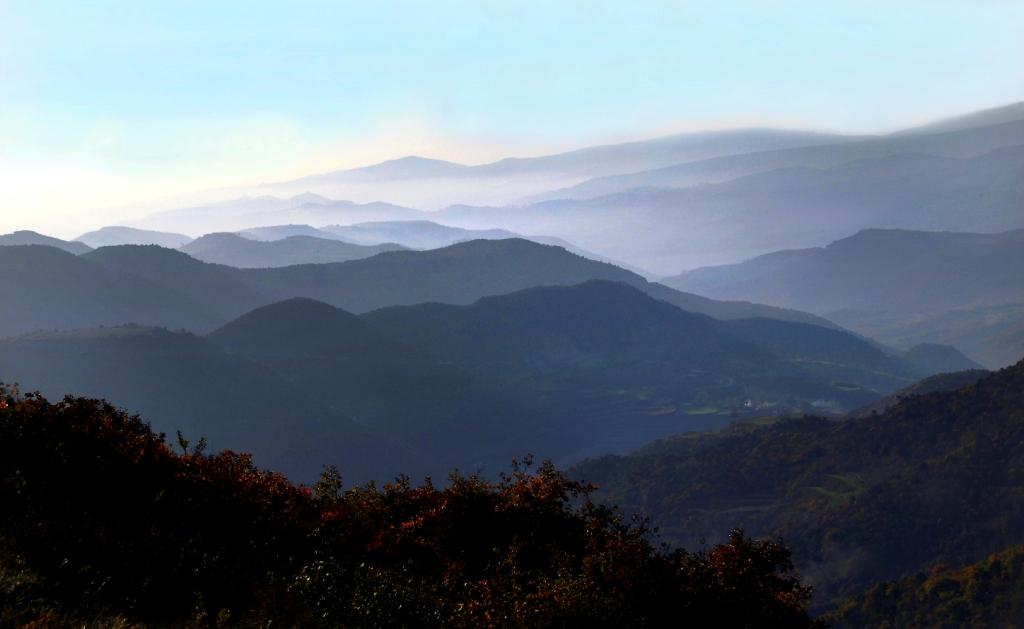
left=76, top=226, right=193, bottom=249
left=288, top=192, right=331, bottom=205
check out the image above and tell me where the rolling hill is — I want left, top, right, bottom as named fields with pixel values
left=0, top=281, right=966, bottom=484
left=365, top=281, right=958, bottom=403
left=0, top=239, right=837, bottom=340
left=179, top=232, right=406, bottom=268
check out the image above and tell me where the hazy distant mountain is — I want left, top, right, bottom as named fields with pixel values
left=163, top=128, right=851, bottom=212
left=834, top=302, right=1024, bottom=372
left=291, top=156, right=473, bottom=184
left=0, top=246, right=217, bottom=337
left=179, top=233, right=405, bottom=268
left=322, top=220, right=519, bottom=249
left=286, top=130, right=853, bottom=187
left=255, top=129, right=854, bottom=209
left=121, top=103, right=1024, bottom=272
left=895, top=101, right=1024, bottom=136
left=76, top=226, right=193, bottom=248
left=667, top=229, right=1024, bottom=315
left=442, top=144, right=1024, bottom=272
left=665, top=229, right=1024, bottom=367
left=235, top=224, right=352, bottom=242
left=133, top=193, right=427, bottom=234
left=530, top=114, right=1024, bottom=203
left=0, top=230, right=91, bottom=255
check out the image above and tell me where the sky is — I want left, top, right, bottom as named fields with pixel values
left=1, top=0, right=1023, bottom=234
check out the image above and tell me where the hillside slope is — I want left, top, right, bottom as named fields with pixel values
left=573, top=359, right=1024, bottom=609
left=0, top=246, right=218, bottom=336
left=825, top=543, right=1024, bottom=627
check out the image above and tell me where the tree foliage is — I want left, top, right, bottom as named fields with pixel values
left=825, top=544, right=1024, bottom=628
left=0, top=386, right=817, bottom=627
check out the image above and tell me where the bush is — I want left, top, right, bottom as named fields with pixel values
left=0, top=386, right=817, bottom=627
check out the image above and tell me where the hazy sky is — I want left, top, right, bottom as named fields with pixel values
left=1, top=0, right=1022, bottom=234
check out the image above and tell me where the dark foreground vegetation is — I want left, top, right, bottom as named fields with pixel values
left=0, top=386, right=817, bottom=627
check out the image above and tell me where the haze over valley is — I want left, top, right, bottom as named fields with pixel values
left=3, top=1, right=1023, bottom=624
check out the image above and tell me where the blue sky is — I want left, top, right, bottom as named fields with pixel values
left=1, top=0, right=1022, bottom=232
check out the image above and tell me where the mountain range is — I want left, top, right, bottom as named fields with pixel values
left=529, top=108, right=1024, bottom=203
left=665, top=228, right=1024, bottom=367
left=0, top=280, right=974, bottom=483
left=116, top=101, right=1024, bottom=274
left=75, top=238, right=838, bottom=327
left=257, top=129, right=854, bottom=208
left=439, top=142, right=1024, bottom=272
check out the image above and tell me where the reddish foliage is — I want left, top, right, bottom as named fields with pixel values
left=0, top=387, right=818, bottom=626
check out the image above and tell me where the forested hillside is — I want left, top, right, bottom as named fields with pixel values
left=574, top=359, right=1024, bottom=611
left=825, top=544, right=1024, bottom=627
